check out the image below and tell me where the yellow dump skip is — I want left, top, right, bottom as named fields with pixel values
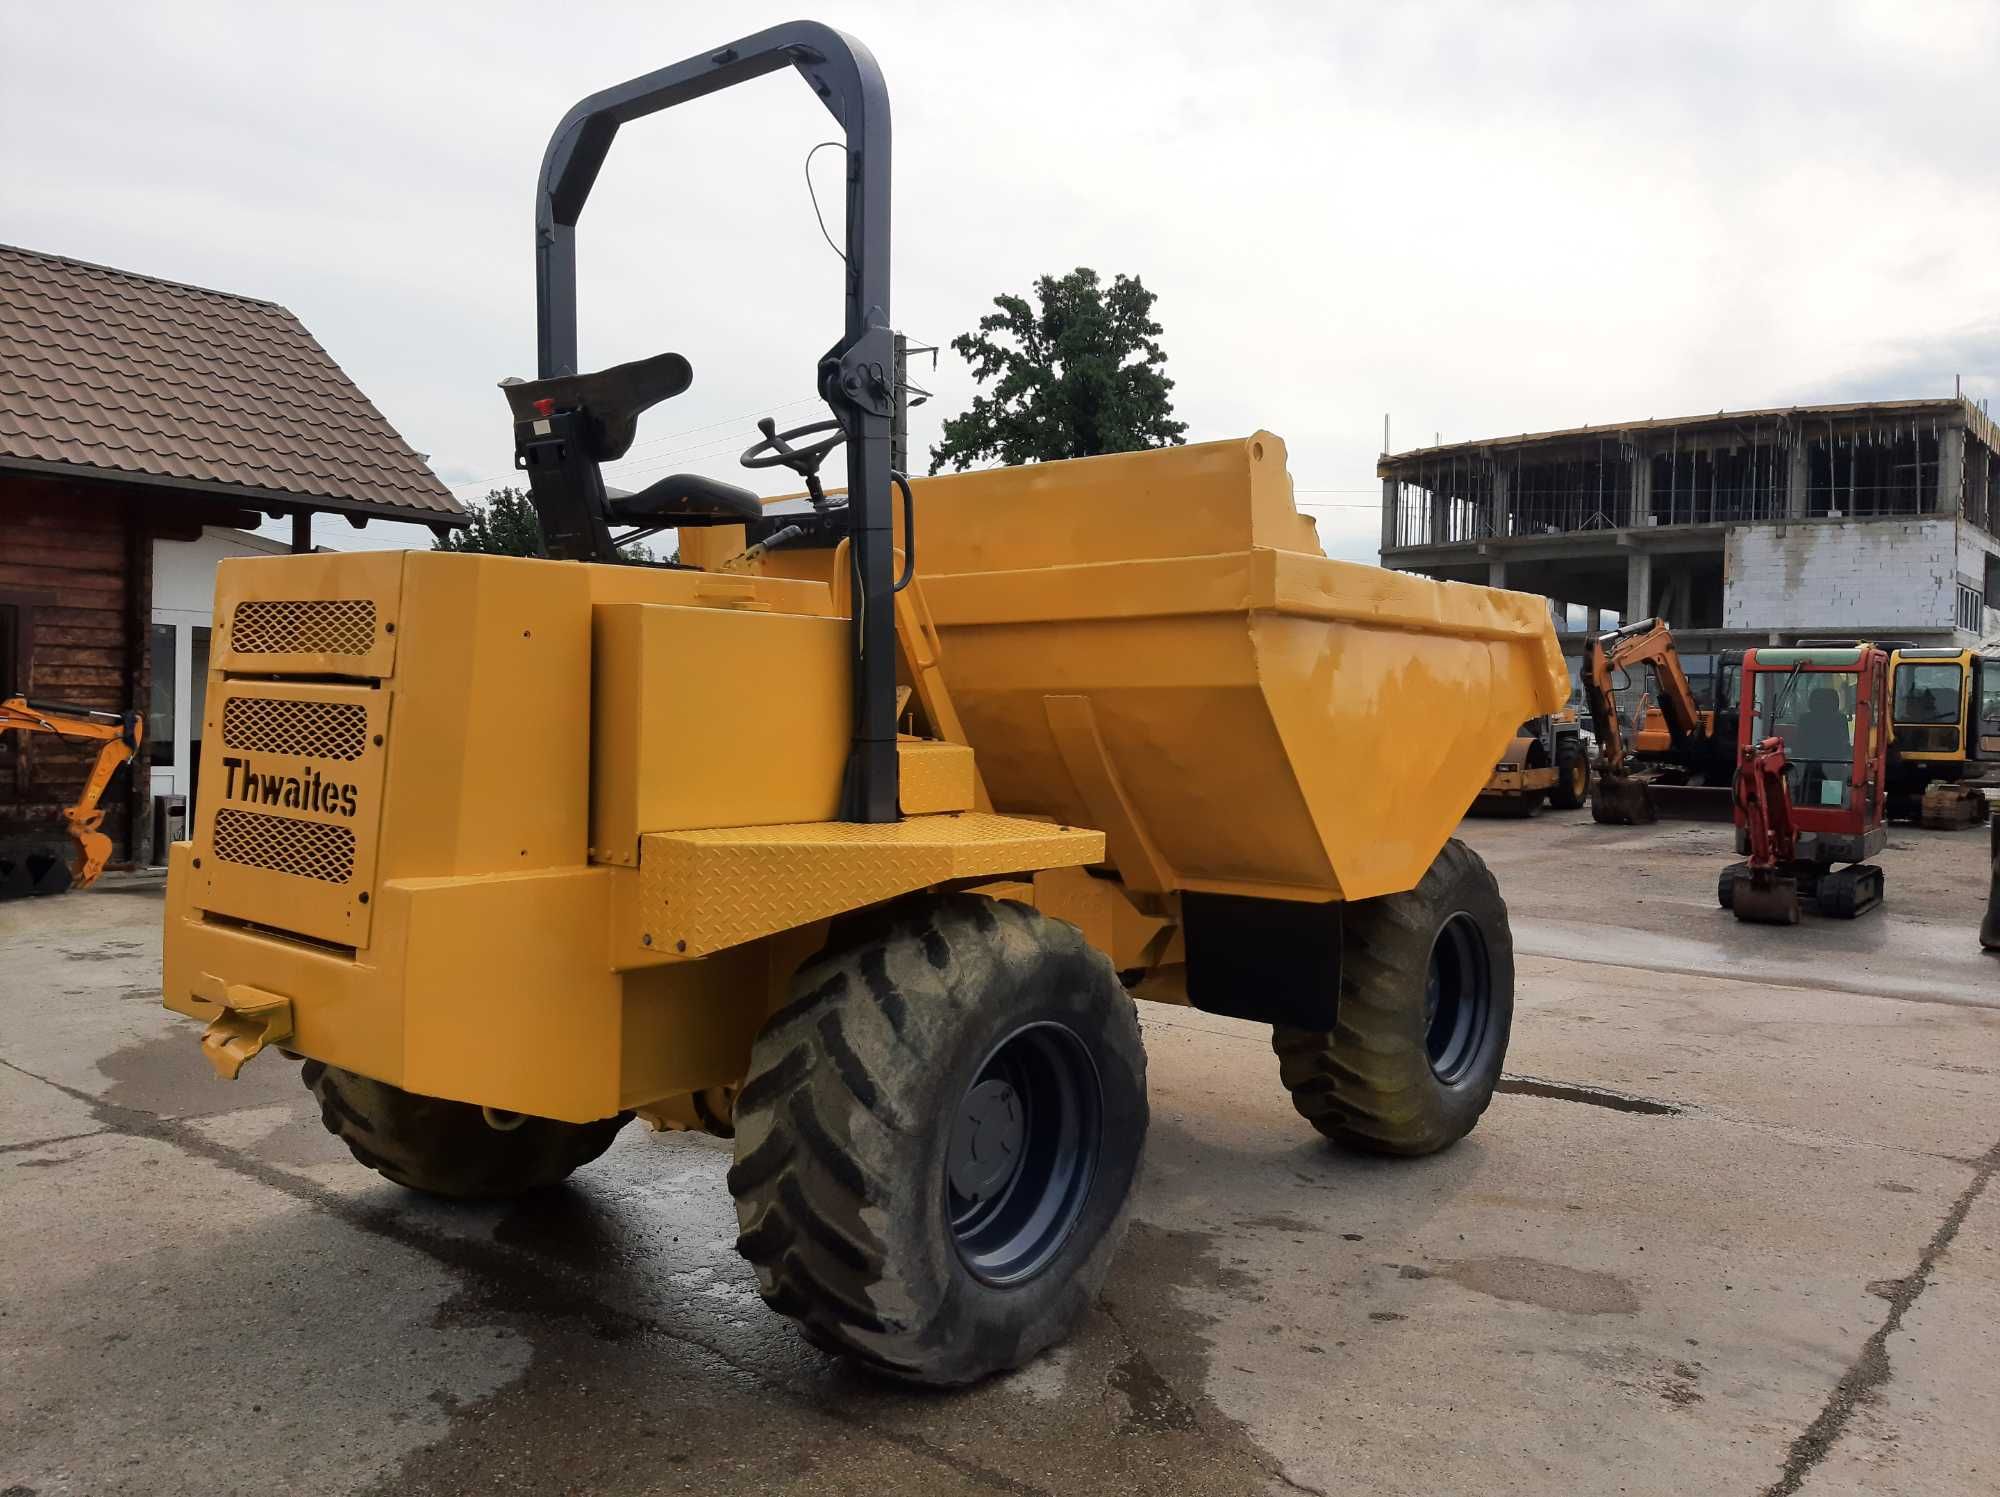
left=911, top=435, right=1570, bottom=902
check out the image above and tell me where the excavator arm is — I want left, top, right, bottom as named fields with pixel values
left=1729, top=735, right=1803, bottom=924
left=0, top=697, right=143, bottom=891
left=1582, top=618, right=1705, bottom=772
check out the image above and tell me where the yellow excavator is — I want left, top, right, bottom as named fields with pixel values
left=0, top=697, right=143, bottom=897
left=1882, top=647, right=1989, bottom=828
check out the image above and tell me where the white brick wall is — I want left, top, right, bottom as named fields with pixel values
left=1961, top=523, right=2000, bottom=643
left=1722, top=519, right=1957, bottom=632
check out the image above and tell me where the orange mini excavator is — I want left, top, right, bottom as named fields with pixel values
left=0, top=696, right=143, bottom=898
left=1581, top=618, right=1717, bottom=824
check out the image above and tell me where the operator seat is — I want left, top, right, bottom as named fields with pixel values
left=501, top=352, right=763, bottom=528
left=1794, top=686, right=1851, bottom=764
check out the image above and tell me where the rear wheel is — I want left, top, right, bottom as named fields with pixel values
left=727, top=894, right=1147, bottom=1386
left=1274, top=839, right=1513, bottom=1156
left=1549, top=735, right=1589, bottom=810
left=301, top=1061, right=629, bottom=1199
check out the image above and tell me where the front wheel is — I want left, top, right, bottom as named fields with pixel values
left=1273, top=839, right=1513, bottom=1156
left=727, top=894, right=1147, bottom=1386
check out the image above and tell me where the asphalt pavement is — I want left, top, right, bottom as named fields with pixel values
left=3, top=812, right=1996, bottom=1495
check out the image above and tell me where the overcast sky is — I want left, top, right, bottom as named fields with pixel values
left=8, top=1, right=1998, bottom=563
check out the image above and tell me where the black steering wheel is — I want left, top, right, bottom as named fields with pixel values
left=740, top=416, right=846, bottom=474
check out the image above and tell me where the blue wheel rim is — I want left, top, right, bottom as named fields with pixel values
left=945, top=1021, right=1102, bottom=1286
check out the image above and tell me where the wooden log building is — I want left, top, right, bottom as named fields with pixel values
left=0, top=244, right=465, bottom=871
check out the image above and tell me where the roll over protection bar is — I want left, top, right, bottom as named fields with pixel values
left=532, top=22, right=900, bottom=823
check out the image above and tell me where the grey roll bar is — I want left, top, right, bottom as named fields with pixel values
left=531, top=21, right=899, bottom=823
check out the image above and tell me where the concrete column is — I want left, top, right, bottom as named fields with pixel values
left=1429, top=488, right=1450, bottom=547
left=1380, top=477, right=1399, bottom=557
left=1550, top=598, right=1565, bottom=634
left=1625, top=550, right=1652, bottom=623
left=1661, top=567, right=1689, bottom=626
left=1492, top=467, right=1512, bottom=539
left=1587, top=605, right=1603, bottom=634
left=1939, top=428, right=1966, bottom=515
left=1787, top=439, right=1810, bottom=518
left=1629, top=448, right=1652, bottom=528
left=1488, top=559, right=1508, bottom=590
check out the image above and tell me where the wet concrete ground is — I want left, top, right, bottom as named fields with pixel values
left=2, top=814, right=1997, bottom=1495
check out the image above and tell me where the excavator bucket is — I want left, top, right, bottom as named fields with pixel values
left=1731, top=873, right=1801, bottom=925
left=1642, top=783, right=1735, bottom=822
left=1590, top=770, right=1656, bottom=825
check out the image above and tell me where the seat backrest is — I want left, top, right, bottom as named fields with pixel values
left=502, top=352, right=693, bottom=463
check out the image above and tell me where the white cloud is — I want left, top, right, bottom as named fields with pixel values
left=10, top=0, right=1996, bottom=570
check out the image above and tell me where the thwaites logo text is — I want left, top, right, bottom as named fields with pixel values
left=221, top=755, right=359, bottom=818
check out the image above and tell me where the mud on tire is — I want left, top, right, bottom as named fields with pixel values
left=1272, top=838, right=1513, bottom=1156
left=302, top=1061, right=628, bottom=1199
left=726, top=893, right=1147, bottom=1386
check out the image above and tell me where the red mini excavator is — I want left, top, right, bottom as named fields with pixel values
left=1718, top=645, right=1888, bottom=924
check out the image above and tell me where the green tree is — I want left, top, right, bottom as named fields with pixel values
left=928, top=267, right=1187, bottom=475
left=432, top=487, right=544, bottom=555
left=432, top=486, right=662, bottom=562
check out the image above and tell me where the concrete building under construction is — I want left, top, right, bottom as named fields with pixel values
left=1378, top=397, right=2000, bottom=684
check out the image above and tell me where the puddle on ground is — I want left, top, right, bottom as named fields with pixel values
left=1442, top=1254, right=1640, bottom=1315
left=97, top=1031, right=299, bottom=1119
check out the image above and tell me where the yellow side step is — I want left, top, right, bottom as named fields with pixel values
left=630, top=813, right=1103, bottom=958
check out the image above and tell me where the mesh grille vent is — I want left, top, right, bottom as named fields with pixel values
left=212, top=808, right=355, bottom=884
left=230, top=599, right=376, bottom=656
left=221, top=697, right=368, bottom=761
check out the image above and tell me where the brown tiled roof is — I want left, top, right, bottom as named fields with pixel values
left=0, top=243, right=464, bottom=520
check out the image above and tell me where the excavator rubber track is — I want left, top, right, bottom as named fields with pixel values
left=0, top=848, right=75, bottom=900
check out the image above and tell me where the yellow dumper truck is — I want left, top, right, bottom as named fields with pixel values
left=160, top=23, right=1568, bottom=1385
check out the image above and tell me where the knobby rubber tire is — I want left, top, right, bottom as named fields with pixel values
left=1272, top=838, right=1514, bottom=1157
left=301, top=1061, right=628, bottom=1199
left=726, top=893, right=1147, bottom=1386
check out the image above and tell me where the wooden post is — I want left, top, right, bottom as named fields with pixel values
left=126, top=496, right=153, bottom=867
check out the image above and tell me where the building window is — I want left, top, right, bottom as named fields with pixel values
left=1957, top=584, right=1984, bottom=633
